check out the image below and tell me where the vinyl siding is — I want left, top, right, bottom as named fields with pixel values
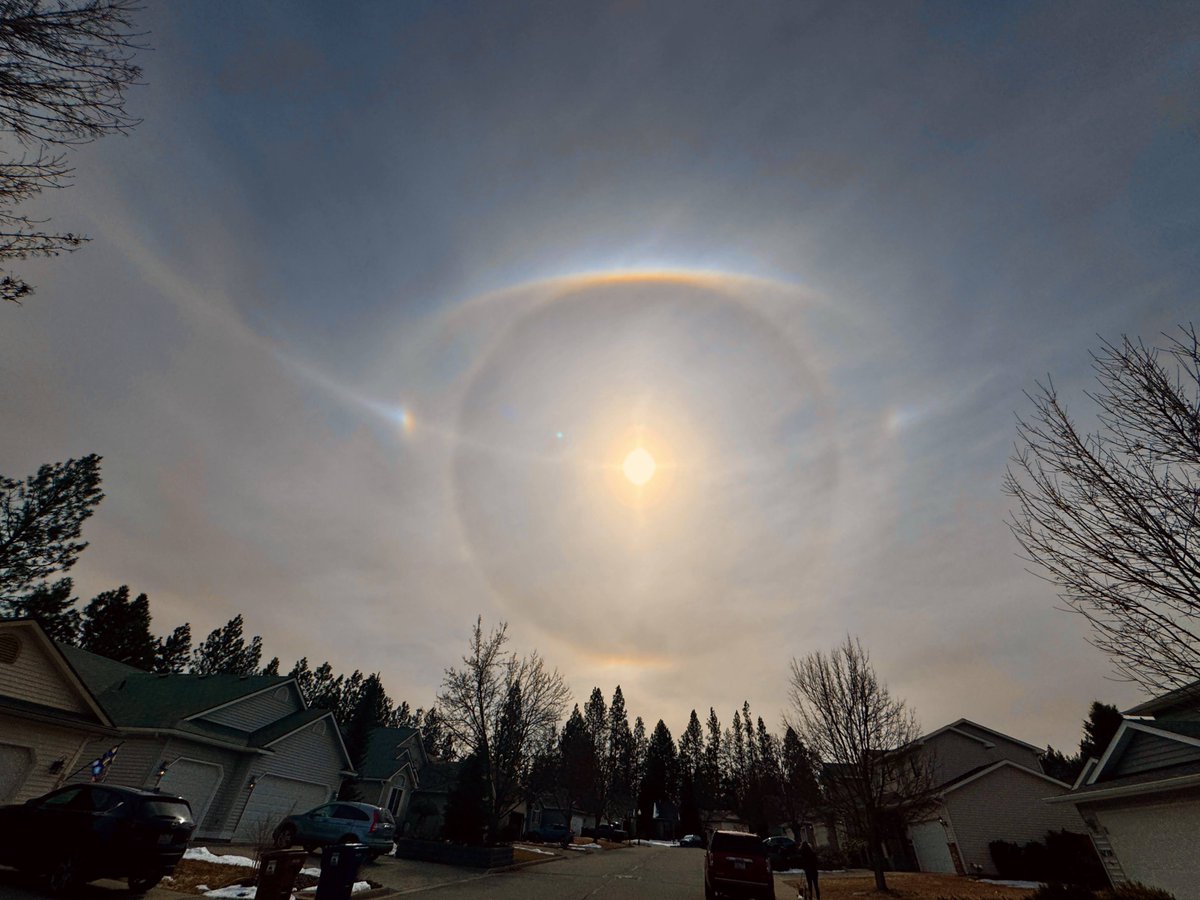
left=1092, top=790, right=1200, bottom=900
left=199, top=684, right=302, bottom=731
left=0, top=628, right=90, bottom=714
left=0, top=719, right=96, bottom=801
left=928, top=731, right=1007, bottom=786
left=226, top=720, right=345, bottom=837
left=953, top=723, right=1042, bottom=770
left=66, top=735, right=164, bottom=792
left=944, top=765, right=1085, bottom=876
left=1113, top=732, right=1200, bottom=777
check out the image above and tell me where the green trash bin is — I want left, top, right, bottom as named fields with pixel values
left=256, top=849, right=308, bottom=900
left=316, top=842, right=370, bottom=900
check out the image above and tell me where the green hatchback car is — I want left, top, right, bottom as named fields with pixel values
left=273, top=801, right=395, bottom=858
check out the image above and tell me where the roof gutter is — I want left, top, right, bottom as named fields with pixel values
left=119, top=727, right=271, bottom=754
left=1046, top=772, right=1200, bottom=804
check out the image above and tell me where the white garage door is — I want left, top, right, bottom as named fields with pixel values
left=909, top=820, right=956, bottom=874
left=1101, top=798, right=1200, bottom=900
left=0, top=744, right=34, bottom=802
left=158, top=759, right=223, bottom=831
left=235, top=774, right=331, bottom=842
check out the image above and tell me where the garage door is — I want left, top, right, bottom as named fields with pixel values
left=909, top=820, right=956, bottom=873
left=158, top=759, right=223, bottom=831
left=235, top=774, right=331, bottom=842
left=1101, top=798, right=1200, bottom=899
left=0, top=744, right=34, bottom=802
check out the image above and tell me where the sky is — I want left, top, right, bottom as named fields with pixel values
left=3, top=0, right=1199, bottom=753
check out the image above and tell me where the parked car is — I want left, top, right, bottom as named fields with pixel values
left=594, top=823, right=629, bottom=842
left=273, top=801, right=395, bottom=858
left=523, top=821, right=574, bottom=843
left=762, top=835, right=800, bottom=869
left=0, top=783, right=195, bottom=894
left=705, top=830, right=774, bottom=900
left=678, top=833, right=706, bottom=848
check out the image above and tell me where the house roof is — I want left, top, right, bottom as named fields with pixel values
left=252, top=707, right=332, bottom=747
left=358, top=725, right=420, bottom=780
left=917, top=718, right=1041, bottom=754
left=412, top=760, right=462, bottom=794
left=1048, top=759, right=1200, bottom=804
left=1124, top=680, right=1200, bottom=717
left=0, top=620, right=113, bottom=728
left=57, top=642, right=291, bottom=727
left=940, top=759, right=1070, bottom=794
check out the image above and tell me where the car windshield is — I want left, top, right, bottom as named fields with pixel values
left=142, top=800, right=194, bottom=823
left=710, top=833, right=768, bottom=856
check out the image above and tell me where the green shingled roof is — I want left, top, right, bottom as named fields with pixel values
left=358, top=726, right=419, bottom=780
left=57, top=642, right=291, bottom=728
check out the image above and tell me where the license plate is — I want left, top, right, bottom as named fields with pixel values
left=158, top=834, right=172, bottom=845
left=734, top=861, right=746, bottom=870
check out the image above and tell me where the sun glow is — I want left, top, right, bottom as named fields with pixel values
left=622, top=447, right=657, bottom=485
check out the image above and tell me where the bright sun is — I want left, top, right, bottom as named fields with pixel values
left=622, top=447, right=657, bottom=486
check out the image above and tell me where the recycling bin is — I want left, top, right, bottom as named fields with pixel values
left=255, top=849, right=308, bottom=900
left=316, top=842, right=371, bottom=900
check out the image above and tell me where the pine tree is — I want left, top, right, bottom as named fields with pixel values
left=79, top=586, right=155, bottom=668
left=191, top=614, right=263, bottom=676
left=678, top=710, right=705, bottom=833
left=1, top=455, right=104, bottom=601
left=153, top=623, right=191, bottom=674
left=343, top=674, right=393, bottom=769
left=260, top=656, right=280, bottom=676
left=638, top=720, right=677, bottom=838
left=583, top=687, right=610, bottom=822
left=607, top=686, right=634, bottom=823
left=559, top=704, right=596, bottom=831
left=307, top=662, right=344, bottom=714
left=702, top=708, right=723, bottom=809
left=8, top=577, right=79, bottom=642
left=729, top=710, right=747, bottom=807
left=1079, top=702, right=1123, bottom=761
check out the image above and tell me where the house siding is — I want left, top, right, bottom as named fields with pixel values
left=157, top=737, right=251, bottom=838
left=1113, top=732, right=1200, bottom=776
left=0, top=721, right=95, bottom=802
left=927, top=731, right=1008, bottom=786
left=67, top=734, right=164, bottom=793
left=944, top=766, right=1085, bottom=875
left=952, top=724, right=1041, bottom=770
left=226, top=721, right=345, bottom=835
left=0, top=629, right=90, bottom=714
left=199, top=685, right=302, bottom=732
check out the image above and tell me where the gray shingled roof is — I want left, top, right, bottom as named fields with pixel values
left=357, top=726, right=419, bottom=780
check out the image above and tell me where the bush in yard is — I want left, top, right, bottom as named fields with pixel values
left=990, top=831, right=1107, bottom=889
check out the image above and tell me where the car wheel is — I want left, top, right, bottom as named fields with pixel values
left=128, top=873, right=163, bottom=894
left=274, top=825, right=297, bottom=849
left=45, top=855, right=80, bottom=894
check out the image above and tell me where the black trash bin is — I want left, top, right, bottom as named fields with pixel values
left=256, top=849, right=308, bottom=900
left=316, top=842, right=371, bottom=900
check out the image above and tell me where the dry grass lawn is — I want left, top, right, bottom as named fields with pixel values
left=778, top=871, right=1036, bottom=900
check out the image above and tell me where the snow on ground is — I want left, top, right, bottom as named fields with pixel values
left=300, top=867, right=322, bottom=877
left=981, top=880, right=1044, bottom=889
left=512, top=845, right=557, bottom=856
left=295, top=882, right=371, bottom=895
left=202, top=887, right=254, bottom=899
left=643, top=840, right=677, bottom=847
left=186, top=847, right=258, bottom=868
left=564, top=843, right=601, bottom=851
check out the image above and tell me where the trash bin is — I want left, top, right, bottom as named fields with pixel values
left=316, top=842, right=370, bottom=900
left=256, top=849, right=308, bottom=900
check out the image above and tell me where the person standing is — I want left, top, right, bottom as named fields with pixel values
left=798, top=841, right=819, bottom=900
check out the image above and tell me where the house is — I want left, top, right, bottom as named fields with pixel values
left=53, top=638, right=353, bottom=841
left=401, top=759, right=462, bottom=839
left=901, top=719, right=1086, bottom=876
left=0, top=619, right=117, bottom=803
left=351, top=726, right=429, bottom=822
left=1049, top=683, right=1200, bottom=899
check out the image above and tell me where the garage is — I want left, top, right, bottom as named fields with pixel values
left=909, top=819, right=957, bottom=874
left=0, top=744, right=34, bottom=802
left=235, top=774, right=331, bottom=842
left=158, top=759, right=223, bottom=831
left=1099, top=798, right=1200, bottom=900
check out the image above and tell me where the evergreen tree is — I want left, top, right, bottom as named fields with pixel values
left=1080, top=702, right=1123, bottom=760
left=307, top=661, right=344, bottom=714
left=289, top=657, right=315, bottom=700
left=191, top=614, right=263, bottom=676
left=343, top=674, right=393, bottom=770
left=416, top=706, right=455, bottom=760
left=678, top=710, right=705, bottom=833
left=153, top=623, right=191, bottom=674
left=1041, top=745, right=1080, bottom=783
left=583, top=686, right=610, bottom=822
left=638, top=720, right=678, bottom=838
left=607, top=686, right=635, bottom=823
left=559, top=704, right=597, bottom=834
left=729, top=710, right=747, bottom=807
left=443, top=751, right=489, bottom=845
left=702, top=708, right=723, bottom=809
left=79, top=585, right=154, bottom=668
left=8, top=576, right=79, bottom=642
left=779, top=725, right=821, bottom=834
left=1, top=455, right=103, bottom=602
left=260, top=656, right=280, bottom=676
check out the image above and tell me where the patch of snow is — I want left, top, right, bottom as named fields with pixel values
left=300, top=867, right=322, bottom=877
left=564, top=843, right=601, bottom=851
left=514, top=846, right=557, bottom=856
left=981, top=880, right=1044, bottom=889
left=196, top=886, right=208, bottom=893
left=352, top=881, right=371, bottom=893
left=185, top=847, right=258, bottom=868
left=203, top=888, right=256, bottom=899
left=643, top=840, right=677, bottom=847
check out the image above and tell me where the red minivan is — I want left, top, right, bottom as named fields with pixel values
left=705, top=830, right=775, bottom=900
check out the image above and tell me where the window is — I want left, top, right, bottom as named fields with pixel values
left=88, top=787, right=128, bottom=813
left=335, top=804, right=369, bottom=821
left=387, top=787, right=404, bottom=815
left=39, top=787, right=85, bottom=808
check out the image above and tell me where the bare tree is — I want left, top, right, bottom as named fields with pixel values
left=437, top=617, right=570, bottom=843
left=788, top=636, right=933, bottom=891
left=1006, top=324, right=1200, bottom=696
left=0, top=0, right=146, bottom=304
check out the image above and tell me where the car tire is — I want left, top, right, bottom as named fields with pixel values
left=128, top=873, right=163, bottom=894
left=45, top=855, right=80, bottom=894
left=274, top=825, right=297, bottom=849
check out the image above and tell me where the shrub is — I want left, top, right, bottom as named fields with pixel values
left=990, top=831, right=1107, bottom=890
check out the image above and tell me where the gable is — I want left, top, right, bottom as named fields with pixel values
left=1109, top=729, right=1200, bottom=778
left=197, top=682, right=304, bottom=732
left=0, top=621, right=109, bottom=723
left=952, top=721, right=1042, bottom=765
left=263, top=715, right=351, bottom=779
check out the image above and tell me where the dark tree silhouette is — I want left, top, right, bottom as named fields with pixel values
left=0, top=0, right=147, bottom=304
left=79, top=584, right=154, bottom=668
left=191, top=614, right=263, bottom=676
left=153, top=622, right=190, bottom=673
left=1006, top=325, right=1200, bottom=695
left=5, top=576, right=78, bottom=641
left=1, top=454, right=103, bottom=601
